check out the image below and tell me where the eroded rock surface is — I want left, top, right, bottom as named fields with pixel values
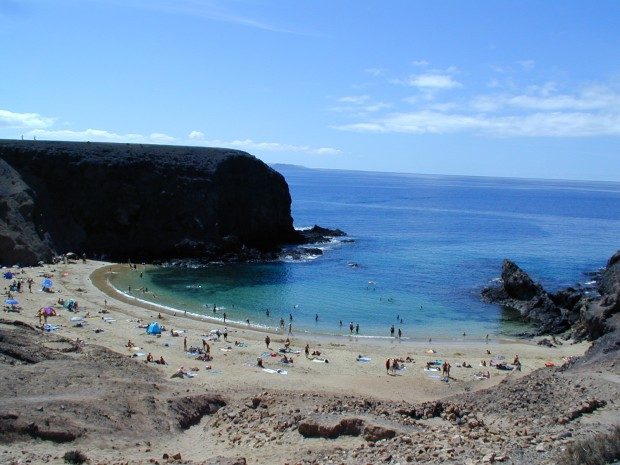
left=0, top=140, right=300, bottom=265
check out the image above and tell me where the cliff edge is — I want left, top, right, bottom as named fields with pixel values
left=0, top=140, right=300, bottom=265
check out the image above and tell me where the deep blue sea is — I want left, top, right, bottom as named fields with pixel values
left=110, top=166, right=620, bottom=339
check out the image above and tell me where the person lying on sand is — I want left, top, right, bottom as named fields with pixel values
left=156, top=356, right=167, bottom=365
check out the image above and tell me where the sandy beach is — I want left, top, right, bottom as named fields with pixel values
left=9, top=261, right=590, bottom=398
left=3, top=260, right=613, bottom=465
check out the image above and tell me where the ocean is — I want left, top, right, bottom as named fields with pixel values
left=109, top=165, right=620, bottom=339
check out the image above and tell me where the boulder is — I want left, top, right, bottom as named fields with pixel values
left=482, top=251, right=620, bottom=340
left=501, top=260, right=544, bottom=300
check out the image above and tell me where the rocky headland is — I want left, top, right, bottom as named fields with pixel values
left=482, top=251, right=620, bottom=340
left=0, top=140, right=345, bottom=266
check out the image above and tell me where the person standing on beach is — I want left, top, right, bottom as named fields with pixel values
left=288, top=323, right=292, bottom=335
left=355, top=323, right=359, bottom=334
left=305, top=343, right=310, bottom=357
left=183, top=337, right=187, bottom=352
left=385, top=358, right=390, bottom=374
left=349, top=322, right=354, bottom=334
left=339, top=320, right=343, bottom=329
left=315, top=313, right=319, bottom=322
left=265, top=335, right=271, bottom=349
left=223, top=313, right=227, bottom=323
left=390, top=325, right=395, bottom=338
left=398, top=328, right=402, bottom=339
left=223, top=327, right=228, bottom=341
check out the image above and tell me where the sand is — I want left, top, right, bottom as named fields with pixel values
left=0, top=260, right=606, bottom=465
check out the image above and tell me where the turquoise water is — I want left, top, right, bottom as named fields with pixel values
left=109, top=166, right=620, bottom=339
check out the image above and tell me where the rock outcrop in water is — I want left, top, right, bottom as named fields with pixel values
left=0, top=140, right=304, bottom=265
left=482, top=251, right=620, bottom=339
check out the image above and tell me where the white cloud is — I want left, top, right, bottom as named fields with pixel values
left=363, top=102, right=391, bottom=112
left=411, top=60, right=429, bottom=67
left=187, top=137, right=341, bottom=156
left=407, top=74, right=461, bottom=89
left=338, top=95, right=370, bottom=104
left=0, top=109, right=54, bottom=128
left=364, top=68, right=384, bottom=77
left=471, top=85, right=620, bottom=112
left=517, top=60, right=536, bottom=70
left=335, top=109, right=620, bottom=137
left=149, top=132, right=177, bottom=142
left=27, top=128, right=176, bottom=143
left=23, top=126, right=341, bottom=156
left=188, top=130, right=205, bottom=139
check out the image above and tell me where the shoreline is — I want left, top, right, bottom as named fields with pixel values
left=93, top=262, right=531, bottom=346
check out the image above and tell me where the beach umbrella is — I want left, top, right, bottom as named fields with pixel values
left=42, top=278, right=54, bottom=288
left=5, top=298, right=19, bottom=305
left=43, top=306, right=55, bottom=316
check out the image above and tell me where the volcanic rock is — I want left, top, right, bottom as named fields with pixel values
left=0, top=140, right=302, bottom=265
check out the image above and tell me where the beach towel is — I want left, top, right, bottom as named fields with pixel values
left=43, top=324, right=59, bottom=332
left=262, top=368, right=287, bottom=375
left=356, top=356, right=371, bottom=363
left=204, top=368, right=222, bottom=375
left=312, top=358, right=328, bottom=363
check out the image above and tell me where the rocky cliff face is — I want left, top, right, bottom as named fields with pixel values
left=482, top=252, right=620, bottom=340
left=0, top=140, right=301, bottom=265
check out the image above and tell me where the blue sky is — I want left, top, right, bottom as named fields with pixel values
left=1, top=0, right=619, bottom=180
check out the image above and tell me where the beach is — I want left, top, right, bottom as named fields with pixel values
left=3, top=260, right=612, bottom=465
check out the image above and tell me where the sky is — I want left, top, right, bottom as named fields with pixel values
left=1, top=0, right=619, bottom=181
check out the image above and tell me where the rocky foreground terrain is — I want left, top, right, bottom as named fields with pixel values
left=0, top=312, right=618, bottom=465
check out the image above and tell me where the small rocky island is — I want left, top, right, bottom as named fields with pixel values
left=0, top=140, right=344, bottom=265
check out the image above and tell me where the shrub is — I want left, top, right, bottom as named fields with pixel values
left=63, top=450, right=88, bottom=464
left=556, top=425, right=620, bottom=465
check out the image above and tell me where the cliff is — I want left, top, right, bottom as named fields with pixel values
left=0, top=140, right=301, bottom=265
left=482, top=251, right=620, bottom=340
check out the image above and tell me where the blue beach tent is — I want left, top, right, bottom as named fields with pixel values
left=146, top=322, right=161, bottom=335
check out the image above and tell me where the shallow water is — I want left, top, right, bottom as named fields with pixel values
left=109, top=166, right=620, bottom=338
